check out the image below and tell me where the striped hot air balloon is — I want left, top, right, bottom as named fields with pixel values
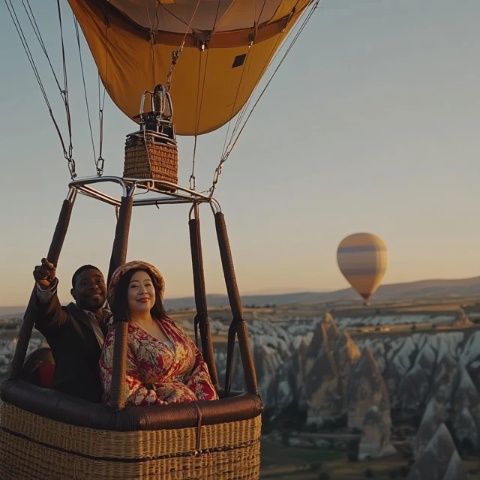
left=337, top=233, right=388, bottom=304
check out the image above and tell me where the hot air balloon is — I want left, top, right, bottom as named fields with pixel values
left=0, top=2, right=319, bottom=479
left=69, top=0, right=314, bottom=135
left=337, top=233, right=388, bottom=304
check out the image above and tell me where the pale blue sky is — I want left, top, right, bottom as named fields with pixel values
left=1, top=0, right=479, bottom=306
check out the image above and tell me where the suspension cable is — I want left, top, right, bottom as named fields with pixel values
left=214, top=2, right=288, bottom=194
left=165, top=0, right=202, bottom=89
left=22, top=0, right=62, bottom=92
left=96, top=8, right=110, bottom=177
left=74, top=18, right=97, bottom=167
left=4, top=0, right=75, bottom=177
left=228, top=3, right=317, bottom=150
left=219, top=1, right=266, bottom=158
left=190, top=0, right=221, bottom=191
left=208, top=1, right=320, bottom=196
left=97, top=74, right=106, bottom=176
left=191, top=54, right=200, bottom=193
left=56, top=0, right=76, bottom=178
left=147, top=2, right=161, bottom=88
left=190, top=43, right=206, bottom=191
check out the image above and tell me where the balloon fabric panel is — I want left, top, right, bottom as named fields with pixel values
left=67, top=0, right=311, bottom=135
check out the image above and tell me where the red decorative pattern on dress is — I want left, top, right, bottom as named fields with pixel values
left=100, top=317, right=218, bottom=406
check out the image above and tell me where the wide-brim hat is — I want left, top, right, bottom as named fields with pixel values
left=108, top=260, right=165, bottom=307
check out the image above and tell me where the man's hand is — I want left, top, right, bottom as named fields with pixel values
left=33, top=258, right=56, bottom=289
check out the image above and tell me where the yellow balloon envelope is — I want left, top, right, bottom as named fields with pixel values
left=68, top=0, right=312, bottom=135
left=337, top=233, right=388, bottom=303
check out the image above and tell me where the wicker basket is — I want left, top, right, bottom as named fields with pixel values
left=124, top=132, right=178, bottom=189
left=0, top=402, right=261, bottom=480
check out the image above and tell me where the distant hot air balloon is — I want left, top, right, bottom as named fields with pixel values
left=337, top=233, right=388, bottom=304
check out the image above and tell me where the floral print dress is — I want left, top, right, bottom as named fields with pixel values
left=100, top=317, right=218, bottom=406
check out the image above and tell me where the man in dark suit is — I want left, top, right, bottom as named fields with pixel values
left=32, top=258, right=110, bottom=402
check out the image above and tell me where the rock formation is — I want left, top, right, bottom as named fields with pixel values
left=451, top=365, right=480, bottom=450
left=303, top=312, right=360, bottom=426
left=415, top=397, right=448, bottom=459
left=357, top=405, right=396, bottom=460
left=452, top=308, right=473, bottom=327
left=407, top=423, right=468, bottom=480
left=347, top=347, right=391, bottom=430
left=212, top=310, right=480, bottom=448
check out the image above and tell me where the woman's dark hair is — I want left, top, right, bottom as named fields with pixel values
left=110, top=268, right=167, bottom=322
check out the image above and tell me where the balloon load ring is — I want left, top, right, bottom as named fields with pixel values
left=124, top=85, right=178, bottom=191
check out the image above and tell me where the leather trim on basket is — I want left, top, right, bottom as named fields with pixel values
left=0, top=380, right=263, bottom=431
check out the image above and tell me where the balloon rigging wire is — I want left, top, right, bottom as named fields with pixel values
left=222, top=0, right=271, bottom=152
left=191, top=0, right=221, bottom=191
left=4, top=0, right=75, bottom=177
left=74, top=18, right=97, bottom=169
left=23, top=0, right=75, bottom=169
left=231, top=2, right=318, bottom=149
left=226, top=0, right=286, bottom=152
left=56, top=0, right=76, bottom=178
left=165, top=0, right=202, bottom=89
left=209, top=1, right=320, bottom=195
left=97, top=73, right=106, bottom=176
left=96, top=9, right=110, bottom=177
left=157, top=3, right=191, bottom=29
left=219, top=0, right=266, bottom=163
left=147, top=3, right=161, bottom=87
left=191, top=54, right=202, bottom=191
left=22, top=0, right=62, bottom=92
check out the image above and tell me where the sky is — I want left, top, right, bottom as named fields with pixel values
left=0, top=0, right=480, bottom=307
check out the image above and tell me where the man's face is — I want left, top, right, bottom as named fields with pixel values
left=71, top=269, right=106, bottom=312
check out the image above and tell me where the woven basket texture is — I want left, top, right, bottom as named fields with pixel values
left=0, top=403, right=261, bottom=480
left=124, top=134, right=178, bottom=186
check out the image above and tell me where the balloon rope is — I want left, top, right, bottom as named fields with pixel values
left=190, top=134, right=198, bottom=191
left=97, top=74, right=106, bottom=177
left=209, top=1, right=320, bottom=196
left=22, top=0, right=62, bottom=92
left=189, top=0, right=221, bottom=191
left=165, top=0, right=201, bottom=89
left=56, top=0, right=76, bottom=179
left=219, top=0, right=267, bottom=162
left=97, top=8, right=110, bottom=177
left=147, top=3, right=161, bottom=87
left=230, top=2, right=319, bottom=150
left=74, top=18, right=97, bottom=169
left=4, top=0, right=74, bottom=177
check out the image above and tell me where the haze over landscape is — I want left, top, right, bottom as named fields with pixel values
left=1, top=275, right=479, bottom=316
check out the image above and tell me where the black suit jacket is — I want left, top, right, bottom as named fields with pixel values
left=33, top=294, right=108, bottom=402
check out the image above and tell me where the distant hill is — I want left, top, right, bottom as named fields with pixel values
left=2, top=277, right=479, bottom=315
left=0, top=306, right=25, bottom=318
left=165, top=276, right=480, bottom=309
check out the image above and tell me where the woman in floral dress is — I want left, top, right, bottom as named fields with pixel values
left=100, top=260, right=218, bottom=406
